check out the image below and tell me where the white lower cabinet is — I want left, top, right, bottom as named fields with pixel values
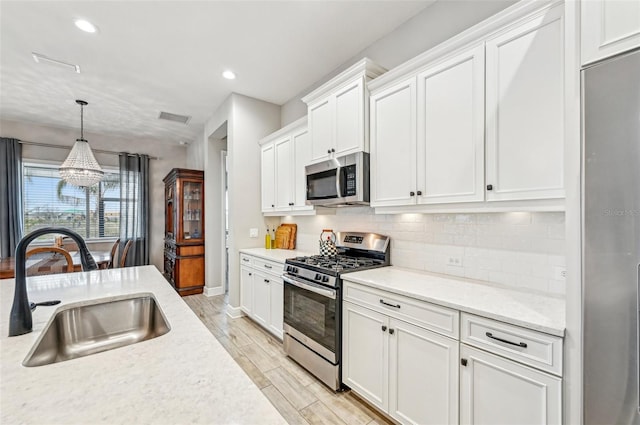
left=343, top=300, right=459, bottom=425
left=239, top=254, right=284, bottom=339
left=460, top=344, right=562, bottom=425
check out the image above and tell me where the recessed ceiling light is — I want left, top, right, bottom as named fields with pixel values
left=74, top=19, right=97, bottom=33
left=222, top=70, right=236, bottom=80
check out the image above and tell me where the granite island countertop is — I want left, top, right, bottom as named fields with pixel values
left=342, top=266, right=565, bottom=336
left=0, top=266, right=286, bottom=424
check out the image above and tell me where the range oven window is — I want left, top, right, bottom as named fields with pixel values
left=307, top=169, right=338, bottom=200
left=284, top=280, right=337, bottom=354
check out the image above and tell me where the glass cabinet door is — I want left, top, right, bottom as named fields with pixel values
left=182, top=180, right=203, bottom=240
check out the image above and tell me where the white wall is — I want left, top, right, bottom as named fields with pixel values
left=281, top=0, right=517, bottom=126
left=284, top=209, right=566, bottom=297
left=189, top=94, right=281, bottom=306
left=1, top=119, right=187, bottom=270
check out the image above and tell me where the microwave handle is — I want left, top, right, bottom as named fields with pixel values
left=335, top=166, right=342, bottom=197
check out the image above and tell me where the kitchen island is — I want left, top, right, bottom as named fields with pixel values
left=0, top=266, right=286, bottom=424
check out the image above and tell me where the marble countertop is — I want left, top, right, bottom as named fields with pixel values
left=239, top=247, right=314, bottom=263
left=0, top=266, right=286, bottom=424
left=342, top=267, right=565, bottom=337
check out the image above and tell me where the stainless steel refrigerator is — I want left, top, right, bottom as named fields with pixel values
left=583, top=48, right=640, bottom=424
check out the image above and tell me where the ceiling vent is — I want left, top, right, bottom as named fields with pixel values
left=32, top=52, right=80, bottom=73
left=158, top=111, right=191, bottom=125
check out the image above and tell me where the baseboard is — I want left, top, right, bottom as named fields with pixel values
left=226, top=304, right=244, bottom=319
left=203, top=286, right=224, bottom=297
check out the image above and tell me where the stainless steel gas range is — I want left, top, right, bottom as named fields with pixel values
left=282, top=232, right=390, bottom=390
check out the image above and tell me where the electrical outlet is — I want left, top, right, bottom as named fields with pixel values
left=554, top=266, right=566, bottom=280
left=249, top=228, right=258, bottom=238
left=447, top=256, right=463, bottom=267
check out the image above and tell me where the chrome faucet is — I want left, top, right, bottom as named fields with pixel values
left=9, top=227, right=98, bottom=337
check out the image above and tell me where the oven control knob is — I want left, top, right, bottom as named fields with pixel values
left=315, top=274, right=321, bottom=280
left=322, top=276, right=329, bottom=283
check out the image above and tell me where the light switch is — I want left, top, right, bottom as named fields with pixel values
left=249, top=228, right=259, bottom=238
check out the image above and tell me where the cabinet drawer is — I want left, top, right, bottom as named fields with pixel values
left=177, top=245, right=204, bottom=256
left=253, top=257, right=284, bottom=276
left=343, top=281, right=459, bottom=338
left=240, top=254, right=254, bottom=267
left=460, top=313, right=563, bottom=376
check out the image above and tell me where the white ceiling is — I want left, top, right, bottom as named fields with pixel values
left=0, top=1, right=431, bottom=145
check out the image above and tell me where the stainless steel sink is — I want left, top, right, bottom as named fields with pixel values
left=23, top=294, right=170, bottom=367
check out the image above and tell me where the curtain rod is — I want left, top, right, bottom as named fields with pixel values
left=18, top=140, right=161, bottom=160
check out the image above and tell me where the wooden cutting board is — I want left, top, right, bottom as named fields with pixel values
left=280, top=223, right=297, bottom=249
left=274, top=226, right=292, bottom=249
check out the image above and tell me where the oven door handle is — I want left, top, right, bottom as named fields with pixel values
left=283, top=274, right=337, bottom=299
left=335, top=166, right=342, bottom=198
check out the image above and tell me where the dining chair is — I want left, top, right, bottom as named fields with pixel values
left=120, top=240, right=133, bottom=268
left=26, top=246, right=74, bottom=276
left=108, top=238, right=120, bottom=269
left=56, top=236, right=79, bottom=252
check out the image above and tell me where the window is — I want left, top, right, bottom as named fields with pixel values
left=23, top=163, right=120, bottom=241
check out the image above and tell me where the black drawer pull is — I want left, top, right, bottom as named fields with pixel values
left=264, top=279, right=270, bottom=283
left=380, top=299, right=401, bottom=309
left=248, top=273, right=252, bottom=276
left=389, top=328, right=395, bottom=335
left=485, top=332, right=527, bottom=348
left=242, top=258, right=249, bottom=262
left=264, top=264, right=272, bottom=269
left=381, top=325, right=387, bottom=332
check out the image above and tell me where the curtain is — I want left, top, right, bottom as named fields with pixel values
left=0, top=138, right=23, bottom=258
left=119, top=153, right=150, bottom=266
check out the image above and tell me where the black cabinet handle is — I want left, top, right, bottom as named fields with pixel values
left=248, top=272, right=252, bottom=276
left=485, top=332, right=527, bottom=348
left=242, top=258, right=249, bottom=262
left=264, top=264, right=272, bottom=269
left=461, top=358, right=468, bottom=366
left=381, top=325, right=387, bottom=332
left=380, top=299, right=401, bottom=309
left=264, top=279, right=270, bottom=283
left=486, top=184, right=493, bottom=191
left=389, top=329, right=395, bottom=335
left=409, top=191, right=415, bottom=197
left=331, top=148, right=335, bottom=153
left=327, top=149, right=331, bottom=154
left=271, top=204, right=275, bottom=207
left=417, top=191, right=422, bottom=196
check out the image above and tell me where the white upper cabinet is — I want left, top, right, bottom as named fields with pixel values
left=260, top=117, right=314, bottom=216
left=274, top=136, right=293, bottom=210
left=370, top=77, right=417, bottom=207
left=303, top=58, right=386, bottom=165
left=334, top=78, right=366, bottom=156
left=417, top=44, right=485, bottom=204
left=260, top=144, right=275, bottom=212
left=368, top=1, right=566, bottom=212
left=485, top=3, right=564, bottom=201
left=292, top=127, right=312, bottom=210
left=582, top=0, right=640, bottom=66
left=309, top=99, right=333, bottom=163
left=371, top=44, right=485, bottom=208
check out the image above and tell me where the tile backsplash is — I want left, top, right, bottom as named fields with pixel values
left=281, top=208, right=566, bottom=296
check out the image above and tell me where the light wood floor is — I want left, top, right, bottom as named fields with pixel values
left=183, top=294, right=394, bottom=425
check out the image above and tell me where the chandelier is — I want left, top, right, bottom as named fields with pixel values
left=59, top=100, right=104, bottom=187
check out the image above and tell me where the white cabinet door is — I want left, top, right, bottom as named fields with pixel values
left=292, top=128, right=313, bottom=210
left=261, top=144, right=275, bottom=212
left=240, top=266, right=253, bottom=314
left=370, top=77, right=417, bottom=207
left=582, top=0, right=640, bottom=65
left=460, top=345, right=562, bottom=425
left=334, top=77, right=365, bottom=156
left=485, top=4, right=564, bottom=201
left=417, top=44, right=485, bottom=205
left=252, top=272, right=271, bottom=328
left=309, top=98, right=333, bottom=163
left=389, top=318, right=459, bottom=425
left=268, top=277, right=283, bottom=338
left=274, top=136, right=293, bottom=210
left=342, top=301, right=389, bottom=411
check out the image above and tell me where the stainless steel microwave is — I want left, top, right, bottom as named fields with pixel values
left=305, top=152, right=369, bottom=207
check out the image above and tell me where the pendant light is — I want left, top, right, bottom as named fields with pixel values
left=59, top=100, right=104, bottom=187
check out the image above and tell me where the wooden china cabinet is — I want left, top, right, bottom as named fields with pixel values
left=163, top=168, right=205, bottom=296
